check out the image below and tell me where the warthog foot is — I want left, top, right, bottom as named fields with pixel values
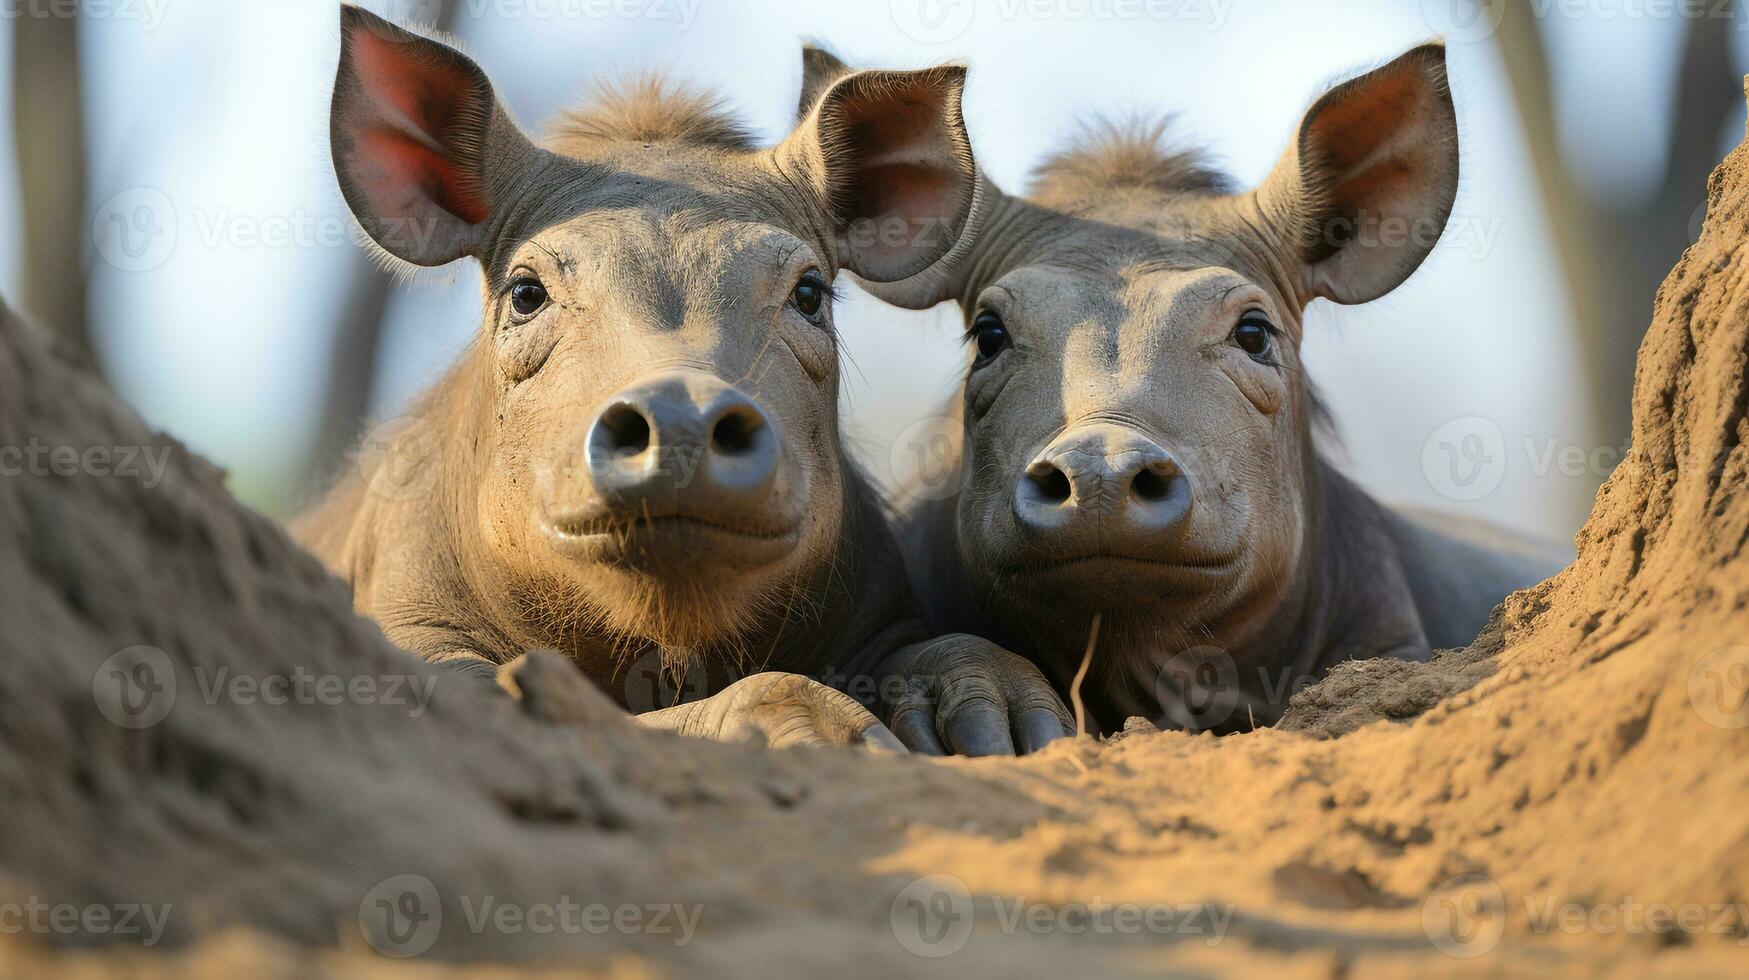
left=881, top=635, right=1076, bottom=756
left=633, top=673, right=906, bottom=753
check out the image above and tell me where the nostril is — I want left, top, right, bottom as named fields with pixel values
left=1132, top=466, right=1174, bottom=502
left=1026, top=463, right=1073, bottom=505
left=711, top=407, right=765, bottom=457
left=598, top=402, right=652, bottom=455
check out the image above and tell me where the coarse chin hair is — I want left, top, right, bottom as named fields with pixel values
left=517, top=557, right=832, bottom=669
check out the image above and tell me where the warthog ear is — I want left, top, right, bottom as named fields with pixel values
left=777, top=65, right=979, bottom=286
left=1257, top=43, right=1458, bottom=305
left=330, top=5, right=540, bottom=266
left=796, top=43, right=853, bottom=122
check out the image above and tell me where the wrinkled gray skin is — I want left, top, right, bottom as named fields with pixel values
left=806, top=45, right=1567, bottom=736
left=294, top=7, right=1073, bottom=755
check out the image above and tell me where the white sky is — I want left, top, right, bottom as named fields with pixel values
left=7, top=0, right=1731, bottom=535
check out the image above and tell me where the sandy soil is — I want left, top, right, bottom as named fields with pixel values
left=5, top=91, right=1749, bottom=980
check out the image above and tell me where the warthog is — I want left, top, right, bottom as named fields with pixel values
left=295, top=7, right=1072, bottom=753
left=803, top=44, right=1566, bottom=734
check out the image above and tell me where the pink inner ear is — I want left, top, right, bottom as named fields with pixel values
left=343, top=27, right=490, bottom=225
left=1300, top=59, right=1443, bottom=230
left=1310, top=75, right=1420, bottom=173
left=354, top=131, right=489, bottom=227
left=1327, top=154, right=1420, bottom=213
left=856, top=163, right=954, bottom=229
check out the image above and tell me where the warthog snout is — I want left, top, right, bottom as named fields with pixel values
left=537, top=369, right=801, bottom=572
left=586, top=370, right=782, bottom=516
left=1014, top=423, right=1192, bottom=551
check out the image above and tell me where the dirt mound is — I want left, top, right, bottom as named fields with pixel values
left=6, top=92, right=1749, bottom=980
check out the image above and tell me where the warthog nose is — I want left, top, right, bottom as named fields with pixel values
left=1014, top=423, right=1192, bottom=544
left=594, top=402, right=653, bottom=456
left=584, top=371, right=780, bottom=518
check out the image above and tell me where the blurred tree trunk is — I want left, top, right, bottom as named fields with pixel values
left=12, top=2, right=92, bottom=362
left=1496, top=0, right=1739, bottom=448
left=303, top=1, right=457, bottom=500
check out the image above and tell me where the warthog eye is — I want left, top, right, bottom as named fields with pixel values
left=1232, top=313, right=1276, bottom=361
left=509, top=277, right=548, bottom=318
left=790, top=269, right=831, bottom=323
left=970, top=311, right=1010, bottom=365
